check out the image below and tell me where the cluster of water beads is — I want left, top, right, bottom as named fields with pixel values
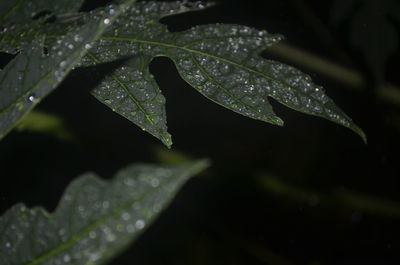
left=181, top=1, right=207, bottom=9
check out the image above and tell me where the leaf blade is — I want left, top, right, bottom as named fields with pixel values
left=0, top=160, right=209, bottom=265
left=86, top=1, right=365, bottom=143
left=0, top=1, right=136, bottom=140
left=0, top=0, right=366, bottom=144
left=0, top=0, right=84, bottom=26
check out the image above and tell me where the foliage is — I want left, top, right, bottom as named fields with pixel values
left=0, top=0, right=368, bottom=265
left=0, top=0, right=365, bottom=147
left=0, top=160, right=209, bottom=265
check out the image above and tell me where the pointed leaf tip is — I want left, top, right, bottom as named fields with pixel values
left=160, top=132, right=173, bottom=148
left=352, top=124, right=367, bottom=144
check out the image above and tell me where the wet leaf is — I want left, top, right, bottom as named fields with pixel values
left=79, top=1, right=365, bottom=145
left=0, top=160, right=209, bottom=265
left=0, top=1, right=136, bottom=140
left=0, top=0, right=85, bottom=53
left=0, top=1, right=365, bottom=145
left=0, top=0, right=84, bottom=25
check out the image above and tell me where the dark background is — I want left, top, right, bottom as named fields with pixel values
left=1, top=0, right=400, bottom=264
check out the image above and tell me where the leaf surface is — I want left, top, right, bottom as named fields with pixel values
left=0, top=0, right=86, bottom=53
left=0, top=1, right=366, bottom=145
left=0, top=160, right=209, bottom=265
left=0, top=1, right=136, bottom=139
left=0, top=0, right=84, bottom=25
left=81, top=1, right=365, bottom=145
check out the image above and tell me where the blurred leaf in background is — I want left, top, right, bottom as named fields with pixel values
left=331, top=0, right=400, bottom=84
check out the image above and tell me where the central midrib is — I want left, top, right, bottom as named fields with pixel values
left=101, top=35, right=280, bottom=84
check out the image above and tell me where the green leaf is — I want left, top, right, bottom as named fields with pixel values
left=80, top=1, right=365, bottom=145
left=0, top=160, right=209, bottom=265
left=0, top=0, right=86, bottom=53
left=0, top=1, right=366, bottom=146
left=0, top=1, right=136, bottom=140
left=0, top=0, right=84, bottom=25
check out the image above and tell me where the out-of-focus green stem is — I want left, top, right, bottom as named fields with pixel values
left=16, top=110, right=73, bottom=140
left=258, top=174, right=400, bottom=219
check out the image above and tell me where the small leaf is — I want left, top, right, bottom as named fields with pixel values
left=0, top=160, right=209, bottom=265
left=0, top=1, right=136, bottom=140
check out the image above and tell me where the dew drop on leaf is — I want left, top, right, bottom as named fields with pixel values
left=63, top=254, right=71, bottom=263
left=135, top=219, right=145, bottom=229
left=89, top=231, right=97, bottom=239
left=151, top=178, right=160, bottom=187
left=102, top=201, right=110, bottom=209
left=121, top=212, right=130, bottom=221
left=74, top=35, right=82, bottom=42
left=28, top=94, right=36, bottom=102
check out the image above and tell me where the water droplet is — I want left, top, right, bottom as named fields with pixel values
left=122, top=212, right=131, bottom=221
left=103, top=18, right=111, bottom=25
left=5, top=242, right=11, bottom=248
left=89, top=252, right=101, bottom=261
left=151, top=178, right=160, bottom=187
left=124, top=178, right=135, bottom=186
left=28, top=94, right=36, bottom=102
left=74, top=35, right=82, bottom=42
left=58, top=228, right=66, bottom=236
left=63, top=254, right=71, bottom=263
left=105, top=232, right=116, bottom=242
left=135, top=219, right=145, bottom=229
left=89, top=231, right=97, bottom=239
left=85, top=43, right=92, bottom=49
left=102, top=201, right=110, bottom=209
left=109, top=8, right=115, bottom=15
left=59, top=61, right=67, bottom=68
left=68, top=43, right=74, bottom=49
